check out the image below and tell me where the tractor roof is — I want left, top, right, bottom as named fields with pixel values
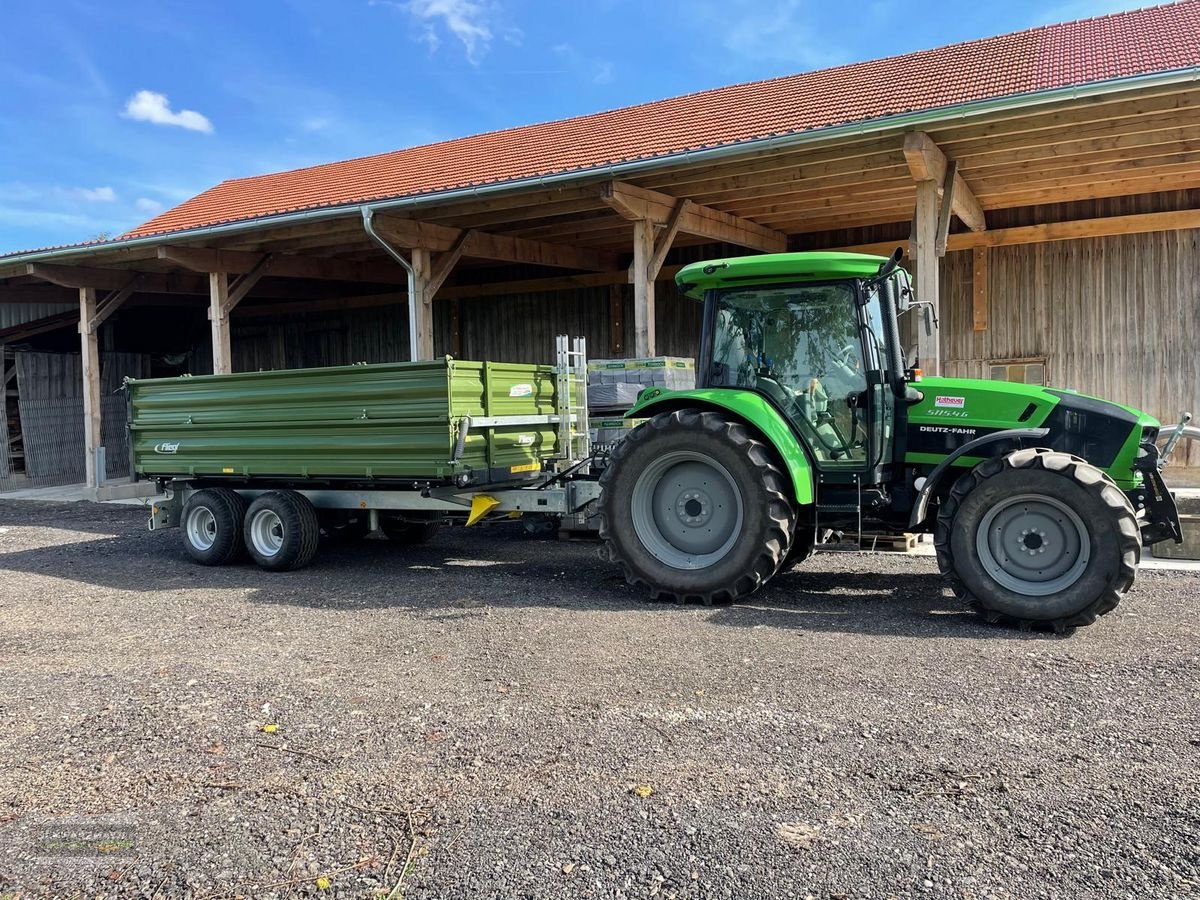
left=675, top=251, right=891, bottom=299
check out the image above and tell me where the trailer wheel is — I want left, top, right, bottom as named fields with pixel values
left=598, top=409, right=796, bottom=604
left=380, top=515, right=441, bottom=545
left=181, top=488, right=247, bottom=566
left=935, top=448, right=1140, bottom=633
left=244, top=491, right=321, bottom=571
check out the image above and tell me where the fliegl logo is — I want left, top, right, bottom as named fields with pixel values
left=153, top=442, right=180, bottom=455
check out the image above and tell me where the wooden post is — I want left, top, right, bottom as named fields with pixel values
left=914, top=180, right=940, bottom=374
left=972, top=247, right=989, bottom=333
left=410, top=248, right=435, bottom=360
left=78, top=287, right=101, bottom=489
left=449, top=299, right=462, bottom=357
left=631, top=219, right=655, bottom=357
left=209, top=272, right=232, bottom=374
left=609, top=283, right=624, bottom=356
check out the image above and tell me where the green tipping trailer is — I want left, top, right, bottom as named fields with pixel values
left=129, top=358, right=564, bottom=484
left=135, top=337, right=601, bottom=571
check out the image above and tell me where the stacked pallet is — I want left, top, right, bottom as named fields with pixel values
left=587, top=356, right=695, bottom=446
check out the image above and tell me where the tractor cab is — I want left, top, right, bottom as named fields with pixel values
left=682, top=252, right=911, bottom=488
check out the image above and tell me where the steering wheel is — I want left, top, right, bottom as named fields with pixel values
left=830, top=343, right=859, bottom=375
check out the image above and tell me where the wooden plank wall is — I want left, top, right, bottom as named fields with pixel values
left=230, top=306, right=411, bottom=373
left=447, top=281, right=702, bottom=364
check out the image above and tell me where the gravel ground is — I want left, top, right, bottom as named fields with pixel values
left=0, top=499, right=1197, bottom=900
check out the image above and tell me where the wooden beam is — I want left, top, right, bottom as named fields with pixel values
left=599, top=181, right=787, bottom=253
left=972, top=248, right=989, bottom=333
left=26, top=263, right=140, bottom=292
left=835, top=208, right=1200, bottom=257
left=0, top=285, right=77, bottom=305
left=903, top=132, right=987, bottom=233
left=429, top=231, right=471, bottom=298
left=935, top=161, right=956, bottom=258
left=79, top=288, right=102, bottom=489
left=438, top=265, right=685, bottom=301
left=0, top=310, right=79, bottom=342
left=234, top=292, right=408, bottom=319
left=631, top=219, right=655, bottom=357
left=209, top=273, right=233, bottom=375
left=225, top=254, right=275, bottom=314
left=89, top=275, right=141, bottom=331
left=913, top=180, right=940, bottom=374
left=158, top=246, right=408, bottom=285
left=645, top=198, right=691, bottom=281
left=370, top=214, right=619, bottom=271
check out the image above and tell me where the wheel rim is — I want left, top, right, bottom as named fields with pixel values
left=186, top=505, right=218, bottom=551
left=976, top=493, right=1090, bottom=596
left=249, top=509, right=285, bottom=558
left=630, top=450, right=744, bottom=570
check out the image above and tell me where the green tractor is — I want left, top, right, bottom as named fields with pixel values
left=597, top=250, right=1183, bottom=632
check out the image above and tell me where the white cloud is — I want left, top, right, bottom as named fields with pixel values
left=78, top=186, right=117, bottom=202
left=135, top=197, right=163, bottom=213
left=375, top=0, right=516, bottom=64
left=123, top=90, right=213, bottom=133
left=592, top=60, right=614, bottom=85
left=301, top=115, right=334, bottom=133
left=705, top=0, right=847, bottom=71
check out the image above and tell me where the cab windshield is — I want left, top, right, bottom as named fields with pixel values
left=708, top=282, right=866, bottom=465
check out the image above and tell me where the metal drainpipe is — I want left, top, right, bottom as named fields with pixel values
left=360, top=207, right=420, bottom=362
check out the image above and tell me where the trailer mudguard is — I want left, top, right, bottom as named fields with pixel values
left=625, top=388, right=815, bottom=506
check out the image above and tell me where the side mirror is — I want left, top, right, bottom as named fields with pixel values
left=923, top=303, right=935, bottom=337
left=895, top=271, right=914, bottom=312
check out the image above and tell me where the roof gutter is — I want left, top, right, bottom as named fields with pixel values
left=3, top=66, right=1199, bottom=269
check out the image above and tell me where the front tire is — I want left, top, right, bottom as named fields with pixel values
left=935, top=449, right=1140, bottom=632
left=244, top=491, right=321, bottom=571
left=598, top=409, right=796, bottom=604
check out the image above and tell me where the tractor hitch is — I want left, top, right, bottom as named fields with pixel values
left=1131, top=447, right=1183, bottom=545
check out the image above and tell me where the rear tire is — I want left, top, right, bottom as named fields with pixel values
left=935, top=448, right=1140, bottom=632
left=380, top=515, right=441, bottom=545
left=780, top=526, right=827, bottom=571
left=598, top=409, right=796, bottom=604
left=243, top=491, right=321, bottom=571
left=181, top=488, right=247, bottom=566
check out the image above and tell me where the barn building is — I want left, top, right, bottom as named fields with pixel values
left=1, top=2, right=1198, bottom=494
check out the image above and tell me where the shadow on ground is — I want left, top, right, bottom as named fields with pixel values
left=0, top=499, right=1041, bottom=640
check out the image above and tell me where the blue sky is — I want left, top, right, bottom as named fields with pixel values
left=0, top=0, right=1145, bottom=253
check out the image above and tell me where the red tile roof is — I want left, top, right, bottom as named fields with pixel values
left=128, top=1, right=1200, bottom=239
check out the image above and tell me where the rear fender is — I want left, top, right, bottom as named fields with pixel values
left=626, top=389, right=814, bottom=506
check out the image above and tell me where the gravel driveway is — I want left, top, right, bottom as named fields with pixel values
left=0, top=499, right=1196, bottom=899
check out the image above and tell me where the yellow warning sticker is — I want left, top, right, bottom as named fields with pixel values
left=509, top=462, right=540, bottom=474
left=222, top=467, right=235, bottom=474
